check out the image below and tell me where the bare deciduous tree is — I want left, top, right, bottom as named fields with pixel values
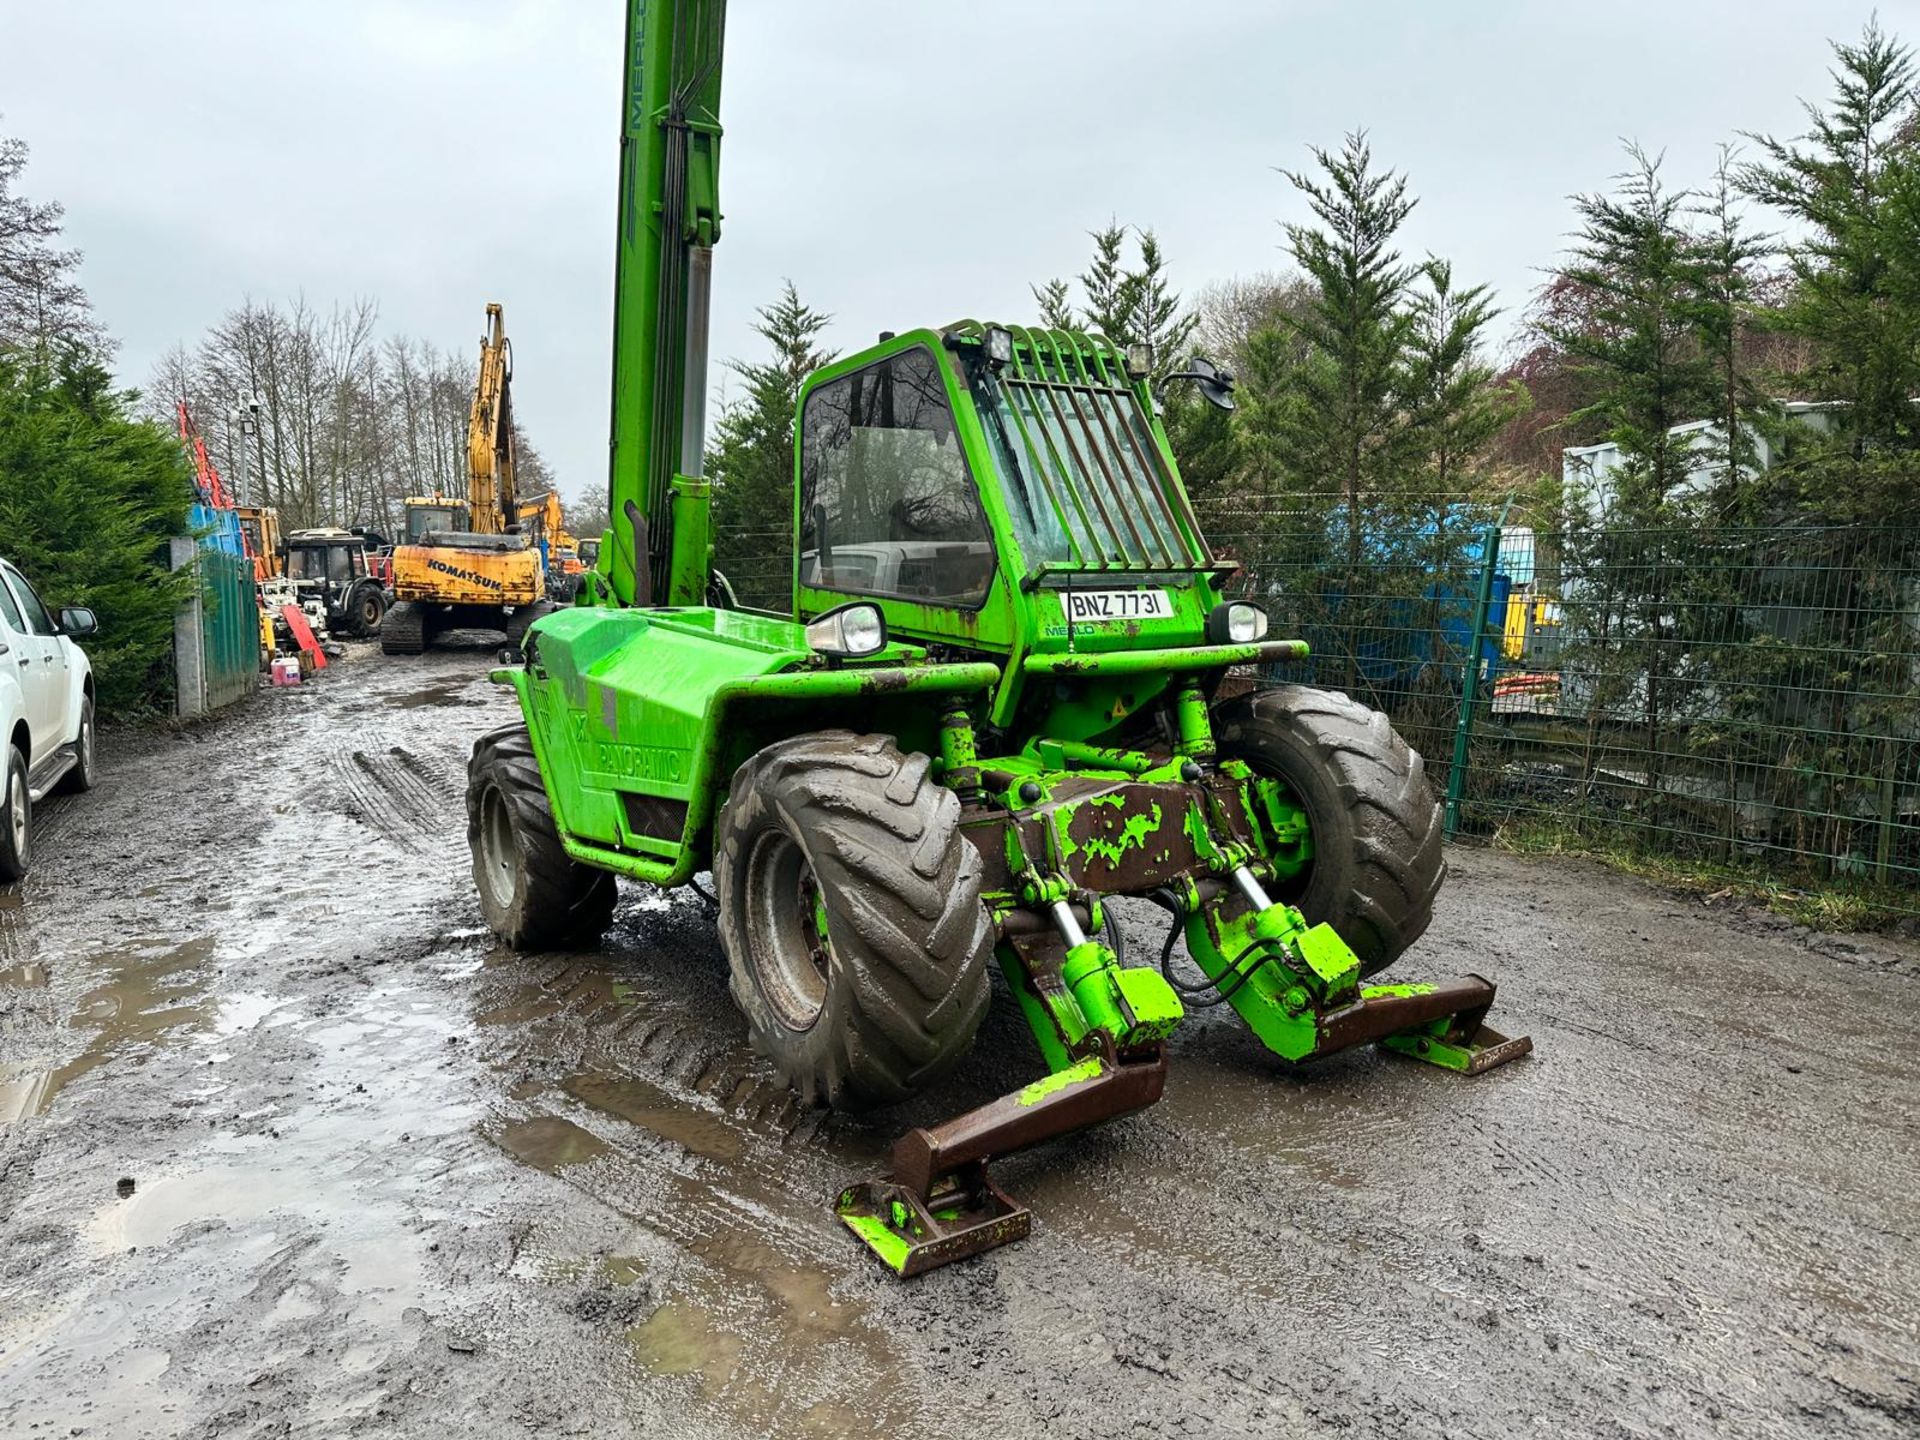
left=0, top=126, right=108, bottom=360
left=152, top=297, right=503, bottom=534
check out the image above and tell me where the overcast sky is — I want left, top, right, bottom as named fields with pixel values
left=3, top=0, right=1914, bottom=506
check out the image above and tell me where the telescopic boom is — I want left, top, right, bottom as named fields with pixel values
left=603, top=0, right=727, bottom=607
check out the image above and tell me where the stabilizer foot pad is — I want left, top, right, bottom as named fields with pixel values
left=1382, top=1021, right=1533, bottom=1074
left=836, top=1166, right=1029, bottom=1278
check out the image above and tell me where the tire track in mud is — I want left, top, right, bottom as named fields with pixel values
left=324, top=741, right=463, bottom=857
left=0, top=896, right=30, bottom=967
left=470, top=926, right=919, bottom=1435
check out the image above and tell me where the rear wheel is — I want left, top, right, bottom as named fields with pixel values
left=351, top=584, right=387, bottom=638
left=505, top=601, right=557, bottom=648
left=0, top=745, right=30, bottom=882
left=467, top=725, right=617, bottom=949
left=56, top=697, right=95, bottom=795
left=381, top=601, right=427, bottom=655
left=1214, top=685, right=1444, bottom=978
left=715, top=732, right=992, bottom=1109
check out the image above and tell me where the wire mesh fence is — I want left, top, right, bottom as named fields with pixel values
left=714, top=500, right=1920, bottom=920
left=1211, top=506, right=1920, bottom=920
left=715, top=528, right=794, bottom=611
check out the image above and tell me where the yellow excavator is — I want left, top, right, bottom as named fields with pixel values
left=515, top=489, right=588, bottom=600
left=384, top=303, right=551, bottom=655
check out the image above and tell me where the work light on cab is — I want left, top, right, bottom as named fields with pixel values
left=806, top=604, right=887, bottom=660
left=1207, top=602, right=1270, bottom=645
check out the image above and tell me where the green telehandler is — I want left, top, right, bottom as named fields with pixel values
left=467, top=0, right=1531, bottom=1277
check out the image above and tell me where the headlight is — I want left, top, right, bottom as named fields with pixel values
left=1206, top=602, right=1270, bottom=645
left=806, top=603, right=887, bottom=660
left=1125, top=343, right=1153, bottom=380
left=984, top=326, right=1014, bottom=368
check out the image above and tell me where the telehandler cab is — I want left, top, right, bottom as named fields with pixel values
left=468, top=0, right=1530, bottom=1277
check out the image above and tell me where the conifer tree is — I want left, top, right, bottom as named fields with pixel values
left=707, top=281, right=834, bottom=609
left=1741, top=19, right=1920, bottom=452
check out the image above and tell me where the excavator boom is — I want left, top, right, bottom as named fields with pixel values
left=468, top=302, right=515, bottom=536
left=598, top=0, right=727, bottom=609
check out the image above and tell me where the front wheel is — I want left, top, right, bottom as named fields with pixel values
left=467, top=725, right=617, bottom=949
left=1214, top=685, right=1445, bottom=978
left=715, top=732, right=992, bottom=1109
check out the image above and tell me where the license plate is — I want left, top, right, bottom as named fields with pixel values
left=1064, top=589, right=1174, bottom=623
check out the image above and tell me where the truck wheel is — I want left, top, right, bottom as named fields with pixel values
left=56, top=697, right=96, bottom=795
left=352, top=585, right=386, bottom=638
left=1214, top=686, right=1444, bottom=978
left=467, top=725, right=617, bottom=949
left=0, top=744, right=30, bottom=882
left=715, top=732, right=992, bottom=1109
left=381, top=601, right=426, bottom=655
left=505, top=601, right=557, bottom=648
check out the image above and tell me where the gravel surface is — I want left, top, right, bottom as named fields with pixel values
left=1, top=643, right=1915, bottom=1439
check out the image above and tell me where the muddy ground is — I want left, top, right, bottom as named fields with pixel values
left=1, top=643, right=1915, bottom=1439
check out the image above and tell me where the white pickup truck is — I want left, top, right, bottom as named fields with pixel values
left=0, top=556, right=98, bottom=881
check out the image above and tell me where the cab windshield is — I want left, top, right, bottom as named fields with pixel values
left=287, top=546, right=352, bottom=583
left=965, top=357, right=1210, bottom=575
left=406, top=505, right=461, bottom=542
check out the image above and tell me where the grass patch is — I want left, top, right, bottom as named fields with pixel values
left=1485, top=817, right=1916, bottom=934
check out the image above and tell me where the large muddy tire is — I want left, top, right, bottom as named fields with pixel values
left=505, top=601, right=557, bottom=648
left=350, top=584, right=387, bottom=638
left=715, top=732, right=992, bottom=1110
left=381, top=600, right=426, bottom=656
left=1215, top=685, right=1444, bottom=978
left=0, top=744, right=29, bottom=882
left=467, top=725, right=617, bottom=949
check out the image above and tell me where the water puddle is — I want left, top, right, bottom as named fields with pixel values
left=88, top=1160, right=308, bottom=1251
left=207, top=992, right=291, bottom=1036
left=0, top=937, right=214, bottom=1126
left=0, top=961, right=48, bottom=987
left=387, top=681, right=484, bottom=710
left=494, top=1115, right=611, bottom=1173
left=628, top=1230, right=911, bottom=1437
left=563, top=1072, right=744, bottom=1163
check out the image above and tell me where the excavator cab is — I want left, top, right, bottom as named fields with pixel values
left=402, top=499, right=468, bottom=544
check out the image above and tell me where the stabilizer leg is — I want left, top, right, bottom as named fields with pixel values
left=1183, top=868, right=1533, bottom=1076
left=837, top=1046, right=1166, bottom=1277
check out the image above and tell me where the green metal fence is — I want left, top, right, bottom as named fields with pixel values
left=1208, top=509, right=1920, bottom=920
left=199, top=547, right=259, bottom=711
left=170, top=536, right=260, bottom=717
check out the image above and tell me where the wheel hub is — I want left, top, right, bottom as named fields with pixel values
left=742, top=830, right=830, bottom=1033
left=9, top=770, right=27, bottom=860
left=479, top=787, right=519, bottom=910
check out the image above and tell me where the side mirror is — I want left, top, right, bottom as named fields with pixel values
left=59, top=606, right=98, bottom=637
left=1164, top=355, right=1238, bottom=412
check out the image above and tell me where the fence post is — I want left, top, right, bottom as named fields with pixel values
left=169, top=536, right=207, bottom=719
left=1444, top=521, right=1504, bottom=838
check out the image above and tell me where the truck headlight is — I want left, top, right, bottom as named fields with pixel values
left=984, top=326, right=1014, bottom=368
left=806, top=603, right=887, bottom=660
left=1206, top=602, right=1269, bottom=645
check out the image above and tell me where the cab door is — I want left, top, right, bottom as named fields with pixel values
left=0, top=564, right=67, bottom=759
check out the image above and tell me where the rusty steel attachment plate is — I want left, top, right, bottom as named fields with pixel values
left=836, top=1166, right=1030, bottom=1279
